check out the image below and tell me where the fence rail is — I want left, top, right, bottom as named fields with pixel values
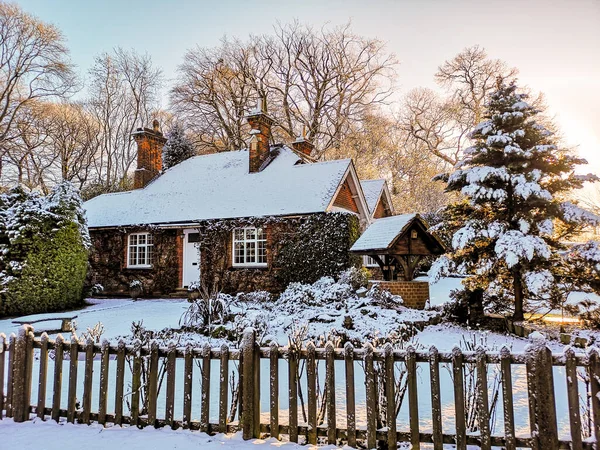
left=1, top=326, right=598, bottom=450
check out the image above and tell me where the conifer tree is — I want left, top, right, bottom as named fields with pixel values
left=431, top=80, right=599, bottom=321
left=162, top=124, right=195, bottom=170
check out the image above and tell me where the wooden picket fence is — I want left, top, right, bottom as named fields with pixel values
left=1, top=325, right=598, bottom=450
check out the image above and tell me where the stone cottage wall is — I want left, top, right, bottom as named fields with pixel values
left=88, top=213, right=359, bottom=297
left=88, top=228, right=180, bottom=296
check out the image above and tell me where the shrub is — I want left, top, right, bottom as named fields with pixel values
left=0, top=182, right=89, bottom=317
left=338, top=266, right=369, bottom=290
left=1, top=221, right=88, bottom=316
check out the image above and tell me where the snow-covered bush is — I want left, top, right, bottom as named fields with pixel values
left=277, top=276, right=353, bottom=310
left=234, top=290, right=272, bottom=307
left=0, top=182, right=89, bottom=317
left=338, top=266, right=369, bottom=290
left=129, top=280, right=143, bottom=289
left=187, top=281, right=200, bottom=292
left=365, top=283, right=402, bottom=308
left=180, top=291, right=231, bottom=329
left=89, top=283, right=104, bottom=296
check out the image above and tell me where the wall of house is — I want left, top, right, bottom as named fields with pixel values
left=88, top=222, right=296, bottom=296
left=199, top=222, right=286, bottom=294
left=88, top=228, right=181, bottom=296
left=88, top=213, right=359, bottom=297
left=333, top=179, right=359, bottom=213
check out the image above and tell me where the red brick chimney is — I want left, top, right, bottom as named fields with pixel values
left=132, top=119, right=167, bottom=189
left=246, top=97, right=273, bottom=173
left=291, top=126, right=314, bottom=156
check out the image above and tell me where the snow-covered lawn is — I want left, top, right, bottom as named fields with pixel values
left=0, top=277, right=594, bottom=442
left=0, top=419, right=330, bottom=450
left=0, top=275, right=590, bottom=352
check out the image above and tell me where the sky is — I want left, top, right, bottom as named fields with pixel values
left=15, top=0, right=600, bottom=177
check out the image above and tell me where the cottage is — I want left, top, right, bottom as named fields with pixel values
left=84, top=103, right=394, bottom=296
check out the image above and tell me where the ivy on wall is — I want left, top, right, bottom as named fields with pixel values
left=274, top=212, right=361, bottom=286
left=194, top=212, right=361, bottom=292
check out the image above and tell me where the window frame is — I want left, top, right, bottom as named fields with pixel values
left=362, top=255, right=379, bottom=268
left=232, top=227, right=267, bottom=268
left=127, top=232, right=154, bottom=269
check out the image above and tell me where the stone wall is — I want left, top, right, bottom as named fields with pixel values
left=88, top=228, right=180, bottom=296
left=369, top=280, right=430, bottom=310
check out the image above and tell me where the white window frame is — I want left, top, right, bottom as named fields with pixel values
left=363, top=255, right=379, bottom=268
left=232, top=227, right=267, bottom=268
left=127, top=232, right=154, bottom=268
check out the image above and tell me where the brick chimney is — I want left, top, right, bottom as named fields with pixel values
left=132, top=119, right=167, bottom=189
left=291, top=126, right=314, bottom=156
left=246, top=97, right=273, bottom=173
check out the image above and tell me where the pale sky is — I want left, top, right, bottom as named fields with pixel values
left=16, top=0, right=600, bottom=176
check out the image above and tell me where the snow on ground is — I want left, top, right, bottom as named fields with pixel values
left=0, top=418, right=336, bottom=450
left=410, top=323, right=566, bottom=353
left=414, top=275, right=463, bottom=307
left=0, top=276, right=587, bottom=352
left=0, top=297, right=188, bottom=340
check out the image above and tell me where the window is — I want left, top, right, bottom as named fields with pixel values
left=233, top=227, right=267, bottom=267
left=363, top=255, right=379, bottom=267
left=128, top=233, right=153, bottom=268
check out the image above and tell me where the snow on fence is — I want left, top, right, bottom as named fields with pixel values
left=1, top=326, right=597, bottom=450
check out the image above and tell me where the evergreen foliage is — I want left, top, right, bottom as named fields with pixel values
left=0, top=182, right=90, bottom=316
left=162, top=124, right=196, bottom=170
left=275, top=212, right=361, bottom=286
left=431, top=80, right=599, bottom=320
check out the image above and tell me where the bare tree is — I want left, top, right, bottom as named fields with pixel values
left=399, top=46, right=519, bottom=168
left=435, top=45, right=519, bottom=126
left=1, top=102, right=50, bottom=190
left=330, top=108, right=451, bottom=214
left=171, top=22, right=397, bottom=157
left=171, top=38, right=256, bottom=152
left=86, top=48, right=162, bottom=190
left=40, top=101, right=100, bottom=189
left=0, top=2, right=76, bottom=178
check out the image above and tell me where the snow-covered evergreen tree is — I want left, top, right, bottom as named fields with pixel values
left=162, top=124, right=195, bottom=170
left=0, top=181, right=90, bottom=316
left=431, top=80, right=599, bottom=320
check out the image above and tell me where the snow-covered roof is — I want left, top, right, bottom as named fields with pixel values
left=351, top=214, right=418, bottom=252
left=84, top=146, right=352, bottom=228
left=360, top=179, right=386, bottom=214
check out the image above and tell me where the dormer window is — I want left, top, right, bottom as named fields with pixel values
left=127, top=232, right=153, bottom=268
left=232, top=227, right=267, bottom=267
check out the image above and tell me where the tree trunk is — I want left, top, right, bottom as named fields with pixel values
left=513, top=269, right=524, bottom=321
left=468, top=289, right=484, bottom=324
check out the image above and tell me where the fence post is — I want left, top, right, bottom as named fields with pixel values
left=12, top=325, right=31, bottom=422
left=24, top=326, right=34, bottom=421
left=525, top=333, right=558, bottom=450
left=0, top=333, right=5, bottom=420
left=241, top=328, right=256, bottom=440
left=6, top=333, right=15, bottom=418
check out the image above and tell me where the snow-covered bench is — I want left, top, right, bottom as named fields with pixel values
left=12, top=312, right=78, bottom=333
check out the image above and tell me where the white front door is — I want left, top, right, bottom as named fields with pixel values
left=182, top=230, right=201, bottom=288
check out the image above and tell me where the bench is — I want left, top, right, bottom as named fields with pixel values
left=12, top=313, right=78, bottom=333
